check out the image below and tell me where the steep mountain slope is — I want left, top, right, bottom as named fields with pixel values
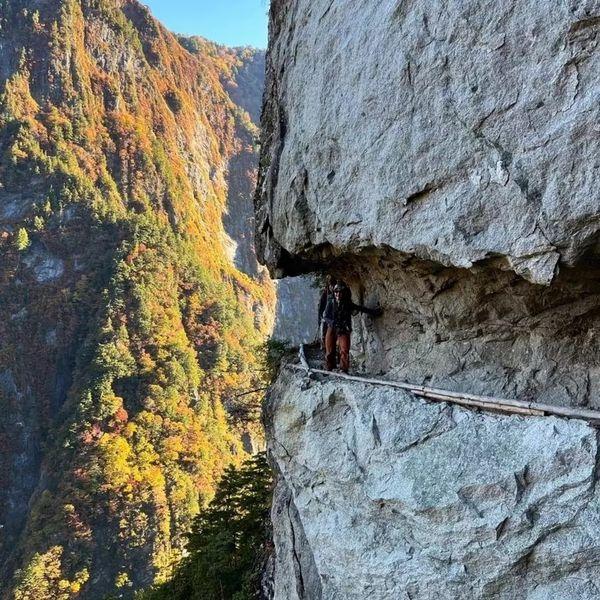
left=0, top=0, right=274, bottom=597
left=256, top=1, right=600, bottom=598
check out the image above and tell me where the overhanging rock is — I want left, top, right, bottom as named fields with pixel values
left=256, top=0, right=600, bottom=284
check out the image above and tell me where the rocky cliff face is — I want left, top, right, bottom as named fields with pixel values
left=256, top=0, right=600, bottom=405
left=257, top=1, right=600, bottom=282
left=267, top=368, right=600, bottom=600
left=256, top=1, right=600, bottom=597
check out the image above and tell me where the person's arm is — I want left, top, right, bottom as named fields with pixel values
left=351, top=302, right=383, bottom=317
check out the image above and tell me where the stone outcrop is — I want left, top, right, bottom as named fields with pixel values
left=256, top=1, right=600, bottom=598
left=266, top=368, right=600, bottom=600
left=255, top=0, right=600, bottom=405
left=256, top=0, right=600, bottom=284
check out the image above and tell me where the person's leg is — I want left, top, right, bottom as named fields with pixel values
left=338, top=333, right=351, bottom=373
left=325, top=327, right=337, bottom=370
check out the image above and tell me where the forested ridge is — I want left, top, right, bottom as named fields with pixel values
left=0, top=0, right=274, bottom=597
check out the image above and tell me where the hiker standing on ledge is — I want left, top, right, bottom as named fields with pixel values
left=322, top=281, right=382, bottom=373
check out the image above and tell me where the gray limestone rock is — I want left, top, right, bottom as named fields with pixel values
left=266, top=368, right=600, bottom=600
left=256, top=0, right=600, bottom=284
left=347, top=255, right=600, bottom=409
left=255, top=0, right=600, bottom=405
left=257, top=2, right=600, bottom=598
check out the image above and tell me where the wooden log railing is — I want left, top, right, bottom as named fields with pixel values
left=288, top=346, right=600, bottom=424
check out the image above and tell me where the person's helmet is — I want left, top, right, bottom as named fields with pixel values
left=333, top=282, right=347, bottom=293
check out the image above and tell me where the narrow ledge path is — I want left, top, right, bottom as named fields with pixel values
left=289, top=345, right=600, bottom=425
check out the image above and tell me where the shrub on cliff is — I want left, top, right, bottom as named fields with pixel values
left=13, top=227, right=30, bottom=251
left=13, top=546, right=89, bottom=600
left=260, top=338, right=293, bottom=385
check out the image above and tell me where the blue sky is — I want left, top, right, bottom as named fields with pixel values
left=142, top=0, right=269, bottom=48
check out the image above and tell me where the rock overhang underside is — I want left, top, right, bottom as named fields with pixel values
left=255, top=0, right=600, bottom=285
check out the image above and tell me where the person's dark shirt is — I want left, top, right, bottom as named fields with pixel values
left=323, top=291, right=371, bottom=334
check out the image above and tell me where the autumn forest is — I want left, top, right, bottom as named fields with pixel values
left=0, top=0, right=279, bottom=597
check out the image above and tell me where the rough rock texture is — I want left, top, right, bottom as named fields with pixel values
left=349, top=255, right=600, bottom=408
left=255, top=0, right=600, bottom=405
left=267, top=368, right=600, bottom=600
left=256, top=0, right=600, bottom=284
left=257, top=1, right=600, bottom=597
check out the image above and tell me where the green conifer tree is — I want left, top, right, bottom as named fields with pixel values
left=14, top=227, right=30, bottom=251
left=139, top=453, right=273, bottom=600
